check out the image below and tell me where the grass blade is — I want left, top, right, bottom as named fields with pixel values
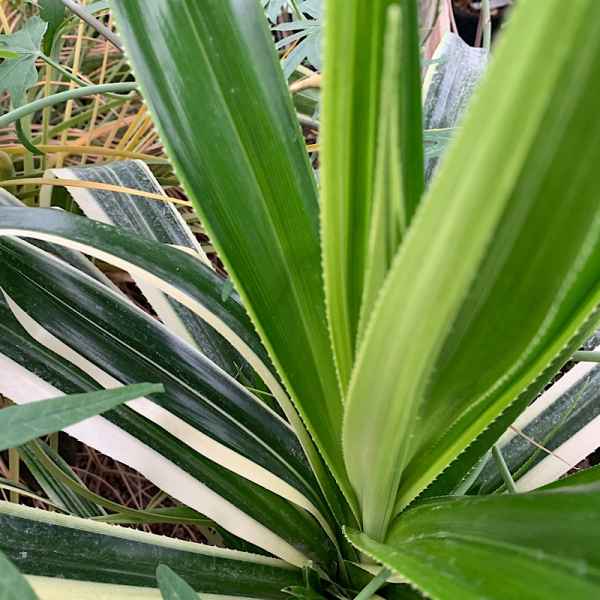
left=0, top=383, right=162, bottom=451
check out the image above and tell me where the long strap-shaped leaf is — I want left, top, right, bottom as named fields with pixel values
left=0, top=237, right=332, bottom=534
left=0, top=272, right=336, bottom=568
left=0, top=207, right=351, bottom=527
left=422, top=32, right=488, bottom=181
left=40, top=160, right=256, bottom=384
left=110, top=0, right=353, bottom=516
left=0, top=501, right=302, bottom=599
left=343, top=0, right=600, bottom=539
left=0, top=347, right=328, bottom=567
left=347, top=488, right=600, bottom=599
left=321, top=0, right=424, bottom=389
left=473, top=343, right=600, bottom=494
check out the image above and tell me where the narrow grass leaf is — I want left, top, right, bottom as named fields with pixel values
left=0, top=549, right=39, bottom=600
left=156, top=565, right=199, bottom=600
left=0, top=382, right=162, bottom=451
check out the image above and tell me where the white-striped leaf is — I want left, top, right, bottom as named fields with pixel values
left=0, top=501, right=302, bottom=599
left=39, top=160, right=255, bottom=384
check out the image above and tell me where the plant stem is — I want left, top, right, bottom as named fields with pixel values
left=573, top=351, right=600, bottom=363
left=61, top=0, right=124, bottom=51
left=492, top=444, right=517, bottom=493
left=453, top=450, right=491, bottom=495
left=41, top=61, right=52, bottom=170
left=482, top=0, right=492, bottom=52
left=39, top=53, right=91, bottom=90
left=0, top=83, right=138, bottom=129
left=8, top=448, right=19, bottom=504
left=354, top=567, right=391, bottom=600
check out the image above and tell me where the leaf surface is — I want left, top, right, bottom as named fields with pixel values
left=111, top=0, right=352, bottom=513
left=343, top=0, right=600, bottom=538
left=347, top=489, right=600, bottom=599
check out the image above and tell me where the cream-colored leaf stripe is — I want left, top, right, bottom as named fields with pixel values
left=0, top=355, right=307, bottom=566
left=2, top=287, right=334, bottom=542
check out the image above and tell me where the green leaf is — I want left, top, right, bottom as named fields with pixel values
left=358, top=2, right=424, bottom=341
left=321, top=0, right=423, bottom=388
left=0, top=501, right=303, bottom=599
left=472, top=355, right=600, bottom=494
left=422, top=32, right=488, bottom=181
left=18, top=440, right=104, bottom=518
left=0, top=16, right=46, bottom=55
left=0, top=233, right=329, bottom=525
left=25, top=439, right=213, bottom=527
left=0, top=236, right=337, bottom=567
left=157, top=565, right=199, bottom=600
left=0, top=550, right=38, bottom=600
left=111, top=0, right=354, bottom=517
left=540, top=464, right=600, bottom=491
left=0, top=382, right=162, bottom=451
left=0, top=16, right=46, bottom=106
left=347, top=488, right=600, bottom=599
left=38, top=0, right=67, bottom=55
left=343, top=0, right=600, bottom=538
left=0, top=55, right=38, bottom=108
left=42, top=159, right=255, bottom=384
left=539, top=465, right=600, bottom=491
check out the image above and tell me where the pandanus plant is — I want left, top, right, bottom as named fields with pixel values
left=1, top=0, right=600, bottom=598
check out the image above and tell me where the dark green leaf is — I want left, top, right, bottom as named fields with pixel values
left=0, top=236, right=337, bottom=567
left=43, top=160, right=250, bottom=382
left=0, top=502, right=303, bottom=599
left=111, top=0, right=354, bottom=517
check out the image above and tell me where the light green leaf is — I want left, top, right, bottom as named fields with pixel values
left=156, top=565, right=199, bottom=600
left=0, top=16, right=46, bottom=105
left=0, top=56, right=39, bottom=107
left=320, top=0, right=393, bottom=388
left=0, top=549, right=39, bottom=600
left=343, top=0, right=600, bottom=539
left=0, top=382, right=162, bottom=451
left=321, top=0, right=423, bottom=388
left=111, top=0, right=355, bottom=521
left=358, top=2, right=424, bottom=341
left=347, top=488, right=600, bottom=599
